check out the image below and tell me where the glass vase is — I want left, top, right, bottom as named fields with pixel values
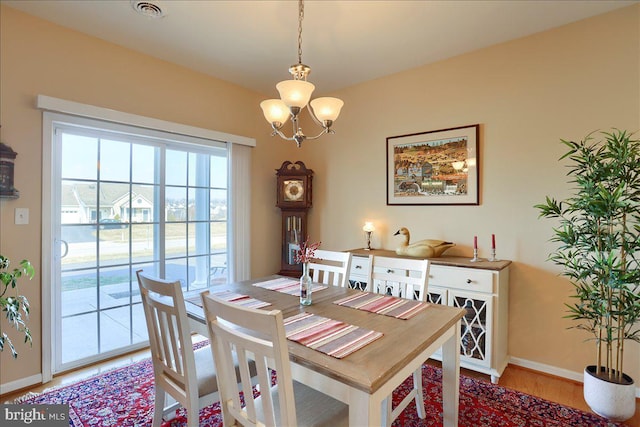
left=300, top=262, right=313, bottom=306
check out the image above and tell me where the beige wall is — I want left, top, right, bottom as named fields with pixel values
left=296, top=4, right=640, bottom=382
left=1, top=3, right=639, bottom=391
left=0, top=5, right=286, bottom=385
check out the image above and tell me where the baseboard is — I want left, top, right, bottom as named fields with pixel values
left=0, top=374, right=43, bottom=399
left=509, top=357, right=640, bottom=399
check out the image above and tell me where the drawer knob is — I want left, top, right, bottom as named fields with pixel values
left=355, top=265, right=362, bottom=269
left=466, top=279, right=472, bottom=284
left=387, top=269, right=394, bottom=273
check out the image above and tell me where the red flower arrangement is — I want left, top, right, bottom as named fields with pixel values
left=295, top=237, right=321, bottom=264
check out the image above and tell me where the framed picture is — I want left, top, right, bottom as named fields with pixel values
left=386, top=124, right=480, bottom=206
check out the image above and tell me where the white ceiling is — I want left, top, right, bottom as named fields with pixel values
left=3, top=0, right=637, bottom=95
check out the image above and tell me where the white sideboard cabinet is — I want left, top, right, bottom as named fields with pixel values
left=347, top=248, right=511, bottom=383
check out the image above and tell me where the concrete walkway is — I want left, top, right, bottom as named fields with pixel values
left=59, top=269, right=224, bottom=365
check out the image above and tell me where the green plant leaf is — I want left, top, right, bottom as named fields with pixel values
left=534, top=129, right=640, bottom=379
left=0, top=255, right=34, bottom=358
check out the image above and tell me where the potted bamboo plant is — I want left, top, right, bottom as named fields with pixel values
left=0, top=255, right=34, bottom=358
left=535, top=129, right=640, bottom=421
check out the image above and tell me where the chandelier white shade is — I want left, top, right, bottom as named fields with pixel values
left=310, top=97, right=344, bottom=122
left=260, top=0, right=344, bottom=148
left=260, top=99, right=290, bottom=125
left=276, top=80, right=315, bottom=108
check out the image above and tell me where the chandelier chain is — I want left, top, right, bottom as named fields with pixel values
left=297, top=0, right=304, bottom=64
left=260, top=0, right=343, bottom=147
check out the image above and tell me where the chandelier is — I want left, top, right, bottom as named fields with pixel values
left=260, top=0, right=344, bottom=148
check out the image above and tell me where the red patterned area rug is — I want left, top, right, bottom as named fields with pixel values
left=13, top=356, right=629, bottom=427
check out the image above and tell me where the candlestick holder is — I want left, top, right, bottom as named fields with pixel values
left=470, top=248, right=480, bottom=262
left=364, top=231, right=372, bottom=250
left=363, top=222, right=375, bottom=251
left=488, top=248, right=498, bottom=262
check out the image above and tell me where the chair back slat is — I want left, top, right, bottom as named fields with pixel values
left=370, top=256, right=430, bottom=301
left=308, top=250, right=352, bottom=287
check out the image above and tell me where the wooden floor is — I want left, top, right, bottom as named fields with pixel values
left=2, top=347, right=639, bottom=426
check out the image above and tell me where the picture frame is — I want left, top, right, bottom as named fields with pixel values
left=386, top=124, right=480, bottom=206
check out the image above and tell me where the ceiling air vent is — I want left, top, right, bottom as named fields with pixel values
left=131, top=1, right=165, bottom=19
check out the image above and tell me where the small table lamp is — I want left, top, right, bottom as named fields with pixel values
left=363, top=222, right=375, bottom=250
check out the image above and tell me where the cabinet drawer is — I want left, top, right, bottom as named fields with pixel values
left=350, top=255, right=371, bottom=278
left=429, top=265, right=494, bottom=293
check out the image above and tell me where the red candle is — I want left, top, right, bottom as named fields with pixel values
left=492, top=234, right=496, bottom=249
left=474, top=236, right=477, bottom=249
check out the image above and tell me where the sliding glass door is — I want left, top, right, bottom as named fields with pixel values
left=54, top=121, right=228, bottom=372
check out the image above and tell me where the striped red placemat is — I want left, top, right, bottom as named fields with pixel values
left=333, top=292, right=429, bottom=319
left=284, top=312, right=383, bottom=359
left=187, top=290, right=271, bottom=309
left=252, top=277, right=327, bottom=295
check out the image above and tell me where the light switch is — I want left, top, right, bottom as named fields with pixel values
left=15, top=208, right=29, bottom=225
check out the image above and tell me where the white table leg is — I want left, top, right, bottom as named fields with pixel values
left=350, top=387, right=381, bottom=427
left=381, top=395, right=392, bottom=426
left=441, top=321, right=461, bottom=427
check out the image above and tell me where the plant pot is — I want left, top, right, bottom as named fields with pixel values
left=583, top=365, right=636, bottom=422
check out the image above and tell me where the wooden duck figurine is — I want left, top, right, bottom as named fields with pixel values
left=394, top=227, right=455, bottom=258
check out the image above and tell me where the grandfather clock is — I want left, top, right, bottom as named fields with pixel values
left=276, top=161, right=313, bottom=277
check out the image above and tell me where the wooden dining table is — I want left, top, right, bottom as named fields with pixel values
left=185, top=275, right=465, bottom=427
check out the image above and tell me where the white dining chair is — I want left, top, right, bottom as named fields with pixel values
left=308, top=249, right=352, bottom=287
left=369, top=255, right=430, bottom=426
left=201, top=290, right=349, bottom=427
left=137, top=271, right=259, bottom=427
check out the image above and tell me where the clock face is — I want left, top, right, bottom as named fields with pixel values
left=283, top=180, right=304, bottom=201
